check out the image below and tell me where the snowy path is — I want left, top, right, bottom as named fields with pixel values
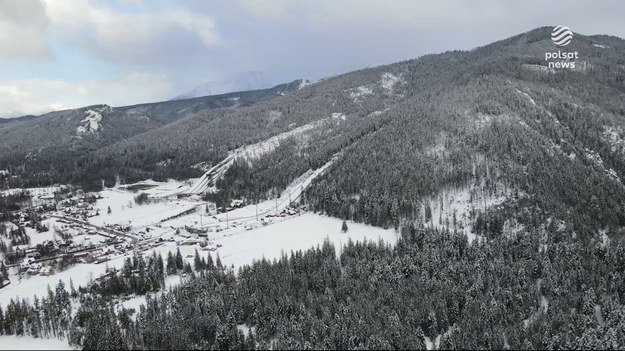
left=183, top=119, right=329, bottom=195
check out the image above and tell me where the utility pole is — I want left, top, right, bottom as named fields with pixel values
left=256, top=202, right=258, bottom=221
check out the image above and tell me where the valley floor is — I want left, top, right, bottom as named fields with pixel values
left=0, top=173, right=398, bottom=350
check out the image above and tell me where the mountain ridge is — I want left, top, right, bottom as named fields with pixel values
left=171, top=70, right=274, bottom=100
left=2, top=27, right=625, bottom=242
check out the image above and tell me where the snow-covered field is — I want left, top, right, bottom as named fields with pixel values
left=0, top=211, right=395, bottom=308
left=214, top=213, right=397, bottom=269
left=90, top=187, right=198, bottom=228
left=0, top=335, right=73, bottom=350
left=0, top=136, right=393, bottom=350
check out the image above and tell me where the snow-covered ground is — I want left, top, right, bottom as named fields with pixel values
left=182, top=118, right=341, bottom=195
left=348, top=85, right=374, bottom=102
left=380, top=72, right=402, bottom=92
left=181, top=108, right=354, bottom=196
left=422, top=184, right=510, bottom=243
left=603, top=125, right=625, bottom=154
left=522, top=64, right=556, bottom=74
left=0, top=185, right=67, bottom=198
left=77, top=108, right=104, bottom=135
left=24, top=221, right=57, bottom=246
left=0, top=335, right=73, bottom=350
left=0, top=210, right=394, bottom=308
left=209, top=156, right=338, bottom=224
left=90, top=187, right=198, bottom=228
left=214, top=213, right=397, bottom=269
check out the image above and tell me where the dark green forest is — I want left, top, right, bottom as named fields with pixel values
left=2, top=226, right=624, bottom=349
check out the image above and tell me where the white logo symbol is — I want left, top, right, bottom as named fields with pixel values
left=552, top=26, right=573, bottom=46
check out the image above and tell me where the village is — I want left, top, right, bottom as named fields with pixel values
left=0, top=155, right=395, bottom=315
left=0, top=177, right=306, bottom=292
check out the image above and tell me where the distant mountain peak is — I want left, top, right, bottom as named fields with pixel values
left=172, top=70, right=274, bottom=100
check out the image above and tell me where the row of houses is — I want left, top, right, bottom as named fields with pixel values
left=19, top=259, right=55, bottom=276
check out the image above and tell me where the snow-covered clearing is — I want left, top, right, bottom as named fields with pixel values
left=77, top=109, right=103, bottom=134
left=214, top=213, right=397, bottom=269
left=473, top=113, right=529, bottom=131
left=600, top=229, right=610, bottom=248
left=0, top=335, right=73, bottom=350
left=298, top=79, right=316, bottom=89
left=114, top=275, right=183, bottom=317
left=90, top=187, right=198, bottom=228
left=603, top=125, right=625, bottom=154
left=24, top=222, right=57, bottom=246
left=522, top=64, right=556, bottom=74
left=348, top=85, right=374, bottom=102
left=380, top=72, right=401, bottom=92
left=424, top=335, right=441, bottom=350
left=422, top=184, right=509, bottom=243
left=237, top=325, right=256, bottom=339
left=0, top=236, right=198, bottom=308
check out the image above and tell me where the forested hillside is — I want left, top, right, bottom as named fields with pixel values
left=3, top=227, right=625, bottom=349
left=0, top=80, right=303, bottom=189
left=2, top=26, right=625, bottom=350
left=215, top=27, right=625, bottom=242
left=2, top=27, right=625, bottom=242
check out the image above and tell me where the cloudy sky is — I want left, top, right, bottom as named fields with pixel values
left=1, top=0, right=624, bottom=118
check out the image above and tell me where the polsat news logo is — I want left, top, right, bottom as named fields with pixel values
left=551, top=26, right=573, bottom=46
left=545, top=25, right=578, bottom=69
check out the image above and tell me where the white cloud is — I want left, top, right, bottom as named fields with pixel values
left=42, top=0, right=220, bottom=64
left=3, top=0, right=625, bottom=118
left=235, top=0, right=294, bottom=19
left=0, top=74, right=174, bottom=118
left=0, top=0, right=50, bottom=59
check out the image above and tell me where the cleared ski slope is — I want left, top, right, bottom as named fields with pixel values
left=182, top=117, right=334, bottom=195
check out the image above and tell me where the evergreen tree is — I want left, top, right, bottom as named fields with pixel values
left=194, top=249, right=204, bottom=271
left=166, top=251, right=177, bottom=275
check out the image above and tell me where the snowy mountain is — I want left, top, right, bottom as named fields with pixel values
left=172, top=70, right=274, bottom=100
left=2, top=27, right=625, bottom=242
left=3, top=27, right=625, bottom=350
left=0, top=80, right=303, bottom=188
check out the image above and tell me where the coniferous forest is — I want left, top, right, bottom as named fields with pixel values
left=1, top=225, right=624, bottom=350
left=0, top=25, right=625, bottom=350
